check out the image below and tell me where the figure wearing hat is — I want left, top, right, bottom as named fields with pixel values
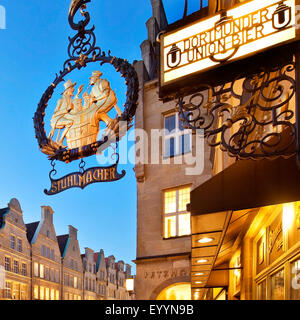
left=85, top=70, right=122, bottom=125
left=49, top=79, right=77, bottom=145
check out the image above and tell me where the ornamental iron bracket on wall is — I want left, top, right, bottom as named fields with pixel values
left=175, top=47, right=298, bottom=160
left=33, top=0, right=139, bottom=194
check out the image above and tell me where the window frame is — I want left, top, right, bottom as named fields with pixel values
left=10, top=235, right=16, bottom=250
left=163, top=185, right=192, bottom=239
left=163, top=112, right=192, bottom=159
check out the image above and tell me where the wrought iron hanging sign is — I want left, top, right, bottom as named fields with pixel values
left=33, top=0, right=138, bottom=195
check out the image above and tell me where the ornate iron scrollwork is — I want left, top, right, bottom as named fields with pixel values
left=176, top=57, right=296, bottom=160
left=33, top=0, right=139, bottom=163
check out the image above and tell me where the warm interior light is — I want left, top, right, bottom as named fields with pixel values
left=125, top=278, right=134, bottom=292
left=197, top=259, right=208, bottom=264
left=283, top=202, right=295, bottom=231
left=197, top=237, right=214, bottom=244
left=195, top=281, right=203, bottom=284
left=195, top=272, right=204, bottom=276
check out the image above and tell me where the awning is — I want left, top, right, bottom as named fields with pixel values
left=189, top=156, right=300, bottom=216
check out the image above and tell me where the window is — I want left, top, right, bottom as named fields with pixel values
left=13, top=261, right=19, bottom=274
left=5, top=257, right=11, bottom=271
left=70, top=259, right=74, bottom=269
left=45, top=287, right=50, bottom=300
left=50, top=268, right=54, bottom=282
left=34, top=285, right=39, bottom=299
left=271, top=269, right=285, bottom=300
left=56, top=270, right=60, bottom=283
left=291, top=259, right=300, bottom=300
left=20, top=285, right=27, bottom=300
left=257, top=280, right=267, bottom=300
left=50, top=289, right=55, bottom=300
left=50, top=249, right=54, bottom=260
left=41, top=245, right=45, bottom=256
left=34, top=262, right=39, bottom=277
left=40, top=286, right=45, bottom=300
left=70, top=275, right=74, bottom=288
left=46, top=247, right=50, bottom=258
left=55, top=290, right=60, bottom=300
left=74, top=276, right=78, bottom=289
left=40, top=264, right=44, bottom=279
left=10, top=235, right=15, bottom=250
left=164, top=186, right=191, bottom=238
left=17, top=239, right=22, bottom=252
left=164, top=113, right=191, bottom=158
left=64, top=274, right=69, bottom=286
left=45, top=267, right=49, bottom=280
left=5, top=282, right=12, bottom=299
left=22, top=263, right=27, bottom=276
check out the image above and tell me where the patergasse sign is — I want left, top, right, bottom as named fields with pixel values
left=44, top=164, right=125, bottom=196
left=160, top=0, right=297, bottom=91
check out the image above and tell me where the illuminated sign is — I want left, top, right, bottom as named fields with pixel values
left=44, top=164, right=125, bottom=196
left=160, top=0, right=297, bottom=89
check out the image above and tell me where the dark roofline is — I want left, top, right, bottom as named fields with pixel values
left=0, top=208, right=10, bottom=230
left=25, top=221, right=40, bottom=243
left=56, top=234, right=69, bottom=258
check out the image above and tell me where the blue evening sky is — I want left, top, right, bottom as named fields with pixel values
left=0, top=0, right=207, bottom=272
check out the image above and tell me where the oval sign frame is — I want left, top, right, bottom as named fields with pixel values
left=33, top=0, right=139, bottom=163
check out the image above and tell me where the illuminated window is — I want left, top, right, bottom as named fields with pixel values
left=33, top=262, right=39, bottom=277
left=291, top=259, right=300, bottom=300
left=164, top=186, right=191, bottom=238
left=33, top=285, right=39, bottom=299
left=271, top=269, right=284, bottom=300
left=164, top=113, right=191, bottom=158
left=40, top=286, right=45, bottom=300
left=74, top=276, right=78, bottom=289
left=257, top=280, right=267, bottom=300
left=40, top=264, right=44, bottom=279
left=5, top=282, right=12, bottom=299
left=45, top=287, right=50, bottom=300
left=50, top=289, right=55, bottom=300
left=20, top=285, right=27, bottom=300
left=55, top=290, right=60, bottom=300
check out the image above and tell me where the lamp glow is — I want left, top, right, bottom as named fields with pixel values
left=125, top=278, right=134, bottom=292
left=197, top=259, right=208, bottom=264
left=195, top=272, right=204, bottom=276
left=197, top=237, right=214, bottom=244
left=195, top=281, right=203, bottom=284
left=283, top=202, right=294, bottom=231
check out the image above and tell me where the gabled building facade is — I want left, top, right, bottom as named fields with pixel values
left=57, top=225, right=84, bottom=300
left=106, top=255, right=118, bottom=300
left=0, top=199, right=134, bottom=300
left=27, top=206, right=61, bottom=300
left=95, top=249, right=107, bottom=300
left=0, top=199, right=31, bottom=300
left=81, top=247, right=97, bottom=300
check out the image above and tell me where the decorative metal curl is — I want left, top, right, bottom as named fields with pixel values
left=33, top=0, right=139, bottom=163
left=176, top=57, right=297, bottom=160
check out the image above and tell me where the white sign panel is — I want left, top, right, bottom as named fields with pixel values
left=161, top=0, right=297, bottom=87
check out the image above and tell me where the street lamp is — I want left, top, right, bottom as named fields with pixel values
left=125, top=278, right=135, bottom=297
